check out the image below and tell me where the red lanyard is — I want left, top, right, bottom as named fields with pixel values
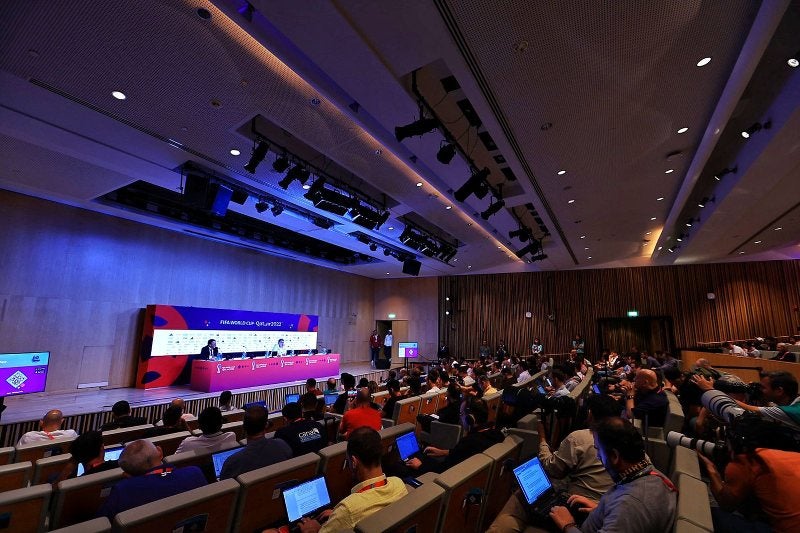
left=357, top=478, right=387, bottom=493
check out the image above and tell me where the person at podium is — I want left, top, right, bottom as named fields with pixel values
left=199, top=339, right=219, bottom=360
left=271, top=338, right=288, bottom=357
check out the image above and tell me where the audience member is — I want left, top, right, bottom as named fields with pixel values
left=333, top=373, right=357, bottom=414
left=306, top=378, right=322, bottom=396
left=621, top=368, right=668, bottom=427
left=174, top=407, right=237, bottom=454
left=218, top=390, right=235, bottom=411
left=97, top=439, right=206, bottom=519
left=548, top=418, right=676, bottom=533
left=219, top=405, right=292, bottom=479
left=547, top=369, right=570, bottom=398
left=426, top=368, right=442, bottom=393
left=774, top=343, right=797, bottom=362
left=479, top=374, right=497, bottom=395
left=301, top=391, right=324, bottom=421
left=143, top=405, right=188, bottom=438
left=274, top=402, right=326, bottom=457
left=339, top=389, right=382, bottom=439
left=325, top=377, right=337, bottom=392
left=381, top=379, right=403, bottom=419
left=100, top=401, right=147, bottom=431
left=458, top=364, right=475, bottom=386
left=169, top=398, right=194, bottom=419
left=68, top=431, right=119, bottom=478
left=745, top=343, right=761, bottom=358
left=516, top=361, right=532, bottom=383
left=17, top=409, right=78, bottom=446
left=722, top=341, right=746, bottom=356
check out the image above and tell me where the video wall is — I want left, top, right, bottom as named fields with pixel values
left=137, top=305, right=318, bottom=389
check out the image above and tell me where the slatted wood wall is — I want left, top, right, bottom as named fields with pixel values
left=0, top=190, right=377, bottom=394
left=439, top=260, right=800, bottom=359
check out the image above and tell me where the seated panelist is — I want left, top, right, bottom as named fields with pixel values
left=271, top=338, right=288, bottom=357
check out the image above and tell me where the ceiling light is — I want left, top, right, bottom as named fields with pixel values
left=454, top=168, right=491, bottom=202
left=445, top=205, right=452, bottom=210
left=386, top=272, right=390, bottom=275
left=646, top=231, right=651, bottom=235
left=698, top=196, right=714, bottom=208
left=658, top=246, right=663, bottom=251
left=272, top=156, right=290, bottom=173
left=587, top=256, right=592, bottom=259
left=754, top=240, right=762, bottom=244
left=668, top=247, right=675, bottom=253
left=676, top=237, right=683, bottom=242
left=557, top=170, right=566, bottom=175
left=254, top=201, right=269, bottom=213
left=436, top=142, right=457, bottom=164
left=774, top=227, right=782, bottom=231
left=388, top=226, right=394, bottom=230
left=302, top=183, right=311, bottom=190
left=395, top=116, right=439, bottom=142
left=696, top=57, right=712, bottom=67
left=739, top=250, right=745, bottom=254
left=650, top=217, right=657, bottom=221
left=713, top=166, right=737, bottom=181
left=580, top=235, right=586, bottom=239
left=657, top=197, right=664, bottom=201
left=584, top=247, right=589, bottom=250
left=685, top=222, right=692, bottom=227
left=665, top=169, right=674, bottom=174
left=111, top=90, right=126, bottom=100
left=243, top=141, right=270, bottom=173
left=416, top=182, right=423, bottom=187
left=789, top=57, right=799, bottom=68
left=741, top=121, right=771, bottom=139
left=229, top=149, right=241, bottom=156
left=278, top=164, right=311, bottom=189
left=677, top=127, right=688, bottom=134
left=567, top=199, right=575, bottom=204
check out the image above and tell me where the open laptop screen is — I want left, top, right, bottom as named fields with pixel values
left=513, top=456, right=553, bottom=505
left=395, top=432, right=420, bottom=461
left=285, top=393, right=301, bottom=405
left=76, top=445, right=125, bottom=477
left=211, top=447, right=242, bottom=479
left=283, top=476, right=331, bottom=522
left=324, top=392, right=338, bottom=406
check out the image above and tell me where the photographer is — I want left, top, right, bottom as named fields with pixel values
left=697, top=414, right=800, bottom=533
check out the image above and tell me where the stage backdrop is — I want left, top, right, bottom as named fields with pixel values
left=137, top=304, right=318, bottom=389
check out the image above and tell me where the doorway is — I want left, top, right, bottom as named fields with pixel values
left=596, top=316, right=675, bottom=356
left=375, top=320, right=408, bottom=365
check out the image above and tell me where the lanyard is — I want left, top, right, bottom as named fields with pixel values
left=357, top=478, right=387, bottom=493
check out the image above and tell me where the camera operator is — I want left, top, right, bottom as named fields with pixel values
left=692, top=371, right=800, bottom=432
left=694, top=375, right=749, bottom=438
left=696, top=414, right=800, bottom=533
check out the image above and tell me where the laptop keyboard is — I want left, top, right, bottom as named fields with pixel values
left=530, top=491, right=569, bottom=518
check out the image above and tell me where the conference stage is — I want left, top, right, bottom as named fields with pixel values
left=189, top=354, right=341, bottom=392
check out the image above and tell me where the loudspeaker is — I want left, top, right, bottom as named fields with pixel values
left=183, top=174, right=209, bottom=205
left=376, top=359, right=391, bottom=369
left=208, top=184, right=233, bottom=216
left=230, top=189, right=249, bottom=205
left=402, top=259, right=421, bottom=276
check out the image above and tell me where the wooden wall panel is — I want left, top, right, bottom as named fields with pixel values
left=373, top=277, right=439, bottom=359
left=0, top=190, right=375, bottom=393
left=440, top=261, right=800, bottom=359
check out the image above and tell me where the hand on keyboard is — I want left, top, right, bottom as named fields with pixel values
left=566, top=494, right=597, bottom=514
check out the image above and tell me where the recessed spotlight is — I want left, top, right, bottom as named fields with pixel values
left=111, top=90, right=126, bottom=100
left=557, top=170, right=566, bottom=175
left=754, top=240, right=762, bottom=244
left=587, top=256, right=592, bottom=259
left=497, top=245, right=502, bottom=249
left=686, top=222, right=692, bottom=227
left=387, top=226, right=394, bottom=230
left=415, top=182, right=423, bottom=187
left=788, top=57, right=799, bottom=68
left=386, top=272, right=390, bottom=275
left=567, top=199, right=575, bottom=204
left=467, top=265, right=472, bottom=269
left=584, top=247, right=589, bottom=250
left=580, top=235, right=586, bottom=239
left=445, top=206, right=452, bottom=210
left=665, top=169, right=674, bottom=174
left=645, top=231, right=651, bottom=235
left=650, top=217, right=657, bottom=221
left=774, top=227, right=782, bottom=231
left=739, top=250, right=745, bottom=254
left=302, top=184, right=311, bottom=190
left=696, top=57, right=712, bottom=67
left=657, top=197, right=664, bottom=201
left=229, top=149, right=241, bottom=156
left=677, top=127, right=689, bottom=134
left=658, top=246, right=663, bottom=251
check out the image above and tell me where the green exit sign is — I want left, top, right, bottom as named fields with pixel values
left=387, top=313, right=396, bottom=319
left=627, top=310, right=639, bottom=317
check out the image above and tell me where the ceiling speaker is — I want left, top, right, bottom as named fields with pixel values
left=402, top=259, right=421, bottom=276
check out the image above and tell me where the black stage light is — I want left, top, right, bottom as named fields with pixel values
left=272, top=155, right=290, bottom=173
left=454, top=167, right=491, bottom=202
left=255, top=201, right=269, bottom=213
left=741, top=121, right=771, bottom=139
left=515, top=240, right=541, bottom=258
left=509, top=228, right=530, bottom=242
left=270, top=204, right=284, bottom=216
left=244, top=141, right=269, bottom=173
left=395, top=117, right=439, bottom=142
left=481, top=199, right=505, bottom=220
left=713, top=166, right=737, bottom=181
left=305, top=181, right=353, bottom=216
left=399, top=227, right=415, bottom=244
left=369, top=243, right=378, bottom=252
left=437, top=142, right=457, bottom=164
left=278, top=165, right=311, bottom=189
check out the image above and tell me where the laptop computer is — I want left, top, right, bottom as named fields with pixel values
left=244, top=400, right=267, bottom=410
left=395, top=432, right=420, bottom=461
left=211, top=446, right=242, bottom=480
left=285, top=393, right=301, bottom=405
left=323, top=391, right=339, bottom=406
left=76, top=444, right=125, bottom=476
left=283, top=475, right=332, bottom=525
left=513, top=456, right=569, bottom=518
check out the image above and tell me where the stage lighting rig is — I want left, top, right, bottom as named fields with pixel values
left=254, top=200, right=269, bottom=213
left=243, top=140, right=269, bottom=173
left=278, top=164, right=311, bottom=189
left=272, top=155, right=290, bottom=173
left=741, top=120, right=771, bottom=139
left=395, top=116, right=439, bottom=142
left=436, top=142, right=457, bottom=164
left=515, top=239, right=541, bottom=258
left=454, top=167, right=491, bottom=202
left=509, top=228, right=531, bottom=242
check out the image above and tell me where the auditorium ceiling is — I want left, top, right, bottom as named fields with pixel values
left=1, top=0, right=798, bottom=278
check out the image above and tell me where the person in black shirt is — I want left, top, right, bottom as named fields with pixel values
left=57, top=430, right=119, bottom=483
left=333, top=373, right=356, bottom=415
left=143, top=406, right=188, bottom=438
left=100, top=400, right=148, bottom=431
left=274, top=402, right=326, bottom=456
left=382, top=379, right=403, bottom=419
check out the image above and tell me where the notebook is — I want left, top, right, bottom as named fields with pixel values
left=211, top=446, right=242, bottom=480
left=286, top=393, right=301, bottom=404
left=283, top=476, right=332, bottom=524
left=76, top=445, right=125, bottom=477
left=395, top=432, right=420, bottom=461
left=513, top=456, right=568, bottom=516
left=323, top=392, right=339, bottom=406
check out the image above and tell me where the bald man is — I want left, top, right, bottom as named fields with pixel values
left=17, top=409, right=78, bottom=446
left=620, top=369, right=668, bottom=427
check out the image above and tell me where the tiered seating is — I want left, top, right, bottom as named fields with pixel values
left=479, top=435, right=523, bottom=530
left=0, top=460, right=32, bottom=491
left=0, top=446, right=15, bottom=465
left=355, top=481, right=445, bottom=533
left=673, top=473, right=714, bottom=532
left=0, top=484, right=51, bottom=533
left=389, top=396, right=422, bottom=426
left=49, top=517, right=111, bottom=533
left=33, top=454, right=72, bottom=485
left=483, top=391, right=502, bottom=426
left=144, top=430, right=191, bottom=456
left=428, top=453, right=493, bottom=533
left=101, top=425, right=153, bottom=446
left=317, top=441, right=350, bottom=504
left=51, top=468, right=124, bottom=529
left=14, top=437, right=75, bottom=464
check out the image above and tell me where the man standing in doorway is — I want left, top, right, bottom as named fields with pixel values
left=383, top=329, right=393, bottom=361
left=369, top=329, right=381, bottom=368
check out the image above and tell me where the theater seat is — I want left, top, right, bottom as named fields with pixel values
left=144, top=430, right=191, bottom=456
left=0, top=484, right=51, bottom=533
left=507, top=428, right=538, bottom=461
left=112, top=478, right=239, bottom=533
left=354, top=481, right=445, bottom=533
left=49, top=517, right=111, bottom=533
left=483, top=391, right=503, bottom=426
left=669, top=446, right=702, bottom=485
left=422, top=420, right=462, bottom=450
left=51, top=468, right=124, bottom=529
left=0, top=446, right=15, bottom=465
left=101, top=424, right=154, bottom=446
left=232, top=452, right=320, bottom=533
left=516, top=413, right=539, bottom=431
left=391, top=397, right=422, bottom=426
left=33, top=454, right=72, bottom=485
left=480, top=435, right=523, bottom=530
left=317, top=441, right=350, bottom=505
left=674, top=473, right=713, bottom=533
left=0, top=460, right=32, bottom=492
left=432, top=453, right=493, bottom=533
left=13, top=436, right=75, bottom=464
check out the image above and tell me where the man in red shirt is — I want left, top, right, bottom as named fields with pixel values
left=369, top=330, right=381, bottom=368
left=339, top=389, right=382, bottom=439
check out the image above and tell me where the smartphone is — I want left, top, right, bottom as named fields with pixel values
left=592, top=384, right=601, bottom=394
left=405, top=477, right=423, bottom=488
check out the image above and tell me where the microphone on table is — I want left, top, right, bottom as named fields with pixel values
left=242, top=345, right=248, bottom=359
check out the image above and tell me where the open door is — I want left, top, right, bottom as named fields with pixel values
left=375, top=320, right=408, bottom=366
left=597, top=316, right=675, bottom=356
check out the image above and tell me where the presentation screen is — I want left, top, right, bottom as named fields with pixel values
left=398, top=342, right=419, bottom=359
left=0, top=352, right=50, bottom=397
left=143, top=305, right=319, bottom=358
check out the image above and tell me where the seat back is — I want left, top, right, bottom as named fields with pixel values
left=379, top=423, right=416, bottom=461
left=392, top=397, right=422, bottom=426
left=427, top=420, right=462, bottom=450
left=669, top=446, right=702, bottom=485
left=221, top=420, right=246, bottom=442
left=222, top=409, right=245, bottom=423
left=418, top=393, right=439, bottom=416
left=664, top=391, right=685, bottom=436
left=433, top=453, right=493, bottom=533
left=34, top=454, right=72, bottom=485
left=0, top=484, right=51, bottom=533
left=232, top=453, right=320, bottom=533
left=371, top=391, right=389, bottom=408
left=0, top=447, right=15, bottom=466
left=144, top=431, right=191, bottom=456
left=183, top=415, right=199, bottom=432
left=51, top=468, right=124, bottom=529
left=483, top=391, right=503, bottom=425
left=164, top=442, right=240, bottom=483
left=675, top=473, right=713, bottom=532
left=354, top=482, right=445, bottom=533
left=0, top=461, right=32, bottom=492
left=479, top=435, right=522, bottom=530
left=268, top=413, right=286, bottom=431
left=113, top=478, right=239, bottom=533
left=317, top=441, right=350, bottom=505
left=101, top=424, right=153, bottom=446
left=48, top=516, right=111, bottom=533
left=13, top=436, right=75, bottom=464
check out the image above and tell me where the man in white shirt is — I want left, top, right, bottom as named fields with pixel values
left=426, top=369, right=442, bottom=393
left=383, top=330, right=393, bottom=359
left=17, top=409, right=78, bottom=446
left=271, top=338, right=288, bottom=356
left=175, top=407, right=237, bottom=454
left=516, top=361, right=532, bottom=383
left=723, top=341, right=746, bottom=356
